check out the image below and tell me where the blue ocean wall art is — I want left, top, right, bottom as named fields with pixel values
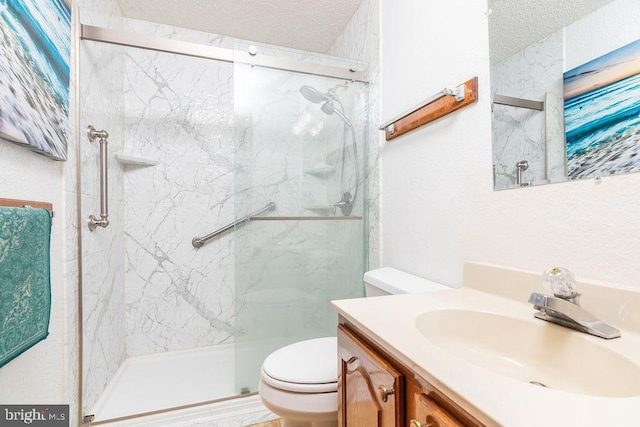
left=0, top=0, right=71, bottom=161
left=564, top=38, right=640, bottom=180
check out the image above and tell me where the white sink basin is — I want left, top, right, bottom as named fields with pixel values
left=415, top=309, right=640, bottom=397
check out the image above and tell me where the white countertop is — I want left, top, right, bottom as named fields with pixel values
left=332, top=287, right=640, bottom=427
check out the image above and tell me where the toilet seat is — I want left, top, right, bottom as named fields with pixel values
left=261, top=337, right=337, bottom=393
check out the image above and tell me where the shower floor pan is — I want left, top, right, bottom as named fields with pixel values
left=90, top=344, right=237, bottom=422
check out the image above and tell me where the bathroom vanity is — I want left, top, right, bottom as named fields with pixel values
left=338, top=321, right=481, bottom=426
left=332, top=262, right=640, bottom=427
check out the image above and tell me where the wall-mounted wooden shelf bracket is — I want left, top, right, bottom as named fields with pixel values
left=379, top=77, right=478, bottom=141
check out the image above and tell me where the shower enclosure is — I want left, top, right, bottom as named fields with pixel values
left=78, top=22, right=368, bottom=424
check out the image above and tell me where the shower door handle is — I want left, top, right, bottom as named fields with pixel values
left=87, top=125, right=110, bottom=231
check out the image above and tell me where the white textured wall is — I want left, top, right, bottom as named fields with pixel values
left=0, top=146, right=66, bottom=400
left=0, top=3, right=75, bottom=423
left=565, top=0, right=640, bottom=70
left=380, top=0, right=640, bottom=289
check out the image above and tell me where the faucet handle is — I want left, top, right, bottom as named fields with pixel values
left=542, top=267, right=578, bottom=300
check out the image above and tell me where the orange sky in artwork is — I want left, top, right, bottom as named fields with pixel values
left=564, top=39, right=640, bottom=100
left=564, top=58, right=640, bottom=99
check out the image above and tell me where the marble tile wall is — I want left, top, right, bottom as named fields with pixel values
left=329, top=0, right=381, bottom=269
left=231, top=6, right=376, bottom=392
left=232, top=60, right=368, bottom=392
left=122, top=20, right=236, bottom=355
left=79, top=0, right=379, bottom=411
left=491, top=31, right=565, bottom=190
left=77, top=0, right=127, bottom=414
left=119, top=18, right=375, bottom=360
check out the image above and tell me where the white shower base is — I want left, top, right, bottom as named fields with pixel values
left=90, top=343, right=273, bottom=425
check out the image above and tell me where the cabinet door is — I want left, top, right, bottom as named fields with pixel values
left=407, top=380, right=464, bottom=427
left=338, top=324, right=404, bottom=427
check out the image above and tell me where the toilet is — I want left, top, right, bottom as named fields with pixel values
left=258, top=267, right=452, bottom=427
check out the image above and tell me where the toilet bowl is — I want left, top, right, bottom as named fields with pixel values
left=259, top=337, right=338, bottom=427
left=258, top=268, right=452, bottom=426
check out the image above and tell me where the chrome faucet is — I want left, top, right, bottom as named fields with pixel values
left=334, top=192, right=353, bottom=216
left=516, top=160, right=530, bottom=187
left=528, top=267, right=621, bottom=339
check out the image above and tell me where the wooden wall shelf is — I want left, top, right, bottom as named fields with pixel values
left=380, top=77, right=478, bottom=141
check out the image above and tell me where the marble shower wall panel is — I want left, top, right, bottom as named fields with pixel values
left=233, top=56, right=367, bottom=388
left=545, top=92, right=567, bottom=182
left=492, top=104, right=546, bottom=187
left=329, top=0, right=380, bottom=269
left=234, top=62, right=367, bottom=218
left=491, top=31, right=565, bottom=190
left=122, top=22, right=236, bottom=355
left=78, top=2, right=127, bottom=412
left=232, top=214, right=366, bottom=392
left=234, top=220, right=364, bottom=341
left=236, top=65, right=322, bottom=215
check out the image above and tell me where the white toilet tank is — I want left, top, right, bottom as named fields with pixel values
left=364, top=267, right=452, bottom=296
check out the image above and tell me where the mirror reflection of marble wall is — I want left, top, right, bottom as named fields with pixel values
left=490, top=0, right=640, bottom=191
left=491, top=32, right=566, bottom=190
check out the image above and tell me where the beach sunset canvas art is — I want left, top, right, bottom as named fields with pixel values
left=564, top=39, right=640, bottom=179
left=0, top=0, right=71, bottom=160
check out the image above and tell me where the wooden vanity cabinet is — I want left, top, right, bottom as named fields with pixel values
left=406, top=379, right=465, bottom=427
left=338, top=320, right=484, bottom=427
left=338, top=324, right=404, bottom=426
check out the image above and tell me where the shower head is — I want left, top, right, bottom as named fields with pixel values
left=300, top=81, right=350, bottom=104
left=300, top=82, right=358, bottom=216
left=300, top=85, right=330, bottom=104
left=301, top=84, right=352, bottom=127
left=321, top=100, right=352, bottom=127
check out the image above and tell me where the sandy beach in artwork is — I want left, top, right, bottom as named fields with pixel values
left=567, top=120, right=640, bottom=179
left=564, top=40, right=640, bottom=180
left=0, top=22, right=68, bottom=159
left=0, top=0, right=70, bottom=160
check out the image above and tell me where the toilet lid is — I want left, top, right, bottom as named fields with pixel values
left=261, top=337, right=337, bottom=393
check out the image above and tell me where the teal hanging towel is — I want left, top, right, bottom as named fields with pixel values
left=0, top=206, right=52, bottom=368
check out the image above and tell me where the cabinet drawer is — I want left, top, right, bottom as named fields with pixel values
left=407, top=384, right=464, bottom=427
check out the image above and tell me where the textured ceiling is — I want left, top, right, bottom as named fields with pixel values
left=116, top=0, right=364, bottom=54
left=489, top=0, right=615, bottom=63
left=116, top=0, right=615, bottom=62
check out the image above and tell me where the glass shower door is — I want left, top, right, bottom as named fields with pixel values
left=233, top=46, right=368, bottom=394
left=80, top=28, right=239, bottom=421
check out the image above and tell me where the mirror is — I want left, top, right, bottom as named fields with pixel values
left=489, top=0, right=640, bottom=190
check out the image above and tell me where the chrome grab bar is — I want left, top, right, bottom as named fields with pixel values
left=192, top=202, right=276, bottom=248
left=87, top=125, right=110, bottom=231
